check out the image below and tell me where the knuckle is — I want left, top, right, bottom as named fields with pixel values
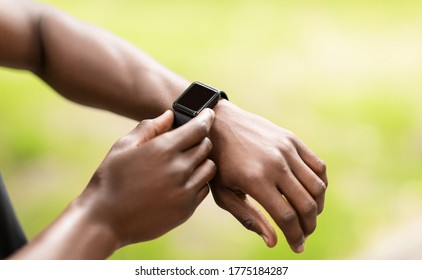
left=155, top=134, right=172, bottom=151
left=138, top=119, right=154, bottom=129
left=203, top=137, right=213, bottom=153
left=111, top=134, right=133, bottom=151
left=315, top=159, right=327, bottom=175
left=243, top=170, right=255, bottom=182
left=169, top=159, right=191, bottom=182
left=148, top=139, right=166, bottom=154
left=113, top=135, right=128, bottom=149
left=278, top=160, right=291, bottom=175
left=195, top=119, right=209, bottom=137
left=313, top=179, right=326, bottom=198
left=205, top=159, right=217, bottom=176
left=244, top=167, right=263, bottom=182
left=278, top=140, right=296, bottom=156
left=232, top=209, right=260, bottom=232
left=280, top=130, right=298, bottom=148
left=302, top=200, right=318, bottom=218
left=178, top=161, right=193, bottom=178
left=212, top=186, right=246, bottom=210
left=285, top=130, right=297, bottom=141
left=279, top=209, right=298, bottom=226
left=317, top=203, right=325, bottom=215
left=241, top=218, right=253, bottom=231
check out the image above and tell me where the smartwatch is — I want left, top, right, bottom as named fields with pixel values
left=172, top=81, right=228, bottom=128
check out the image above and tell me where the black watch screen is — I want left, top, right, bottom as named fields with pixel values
left=175, top=83, right=217, bottom=112
left=172, top=81, right=227, bottom=128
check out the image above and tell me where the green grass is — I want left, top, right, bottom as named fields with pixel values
left=1, top=0, right=422, bottom=259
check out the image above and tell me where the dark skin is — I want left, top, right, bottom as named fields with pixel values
left=1, top=0, right=328, bottom=258
left=11, top=110, right=216, bottom=259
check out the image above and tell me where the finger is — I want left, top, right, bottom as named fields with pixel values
left=132, top=110, right=174, bottom=144
left=249, top=183, right=305, bottom=253
left=186, top=159, right=216, bottom=195
left=294, top=139, right=328, bottom=187
left=183, top=137, right=213, bottom=170
left=195, top=184, right=210, bottom=207
left=288, top=152, right=327, bottom=214
left=168, top=109, right=215, bottom=151
left=150, top=110, right=175, bottom=136
left=275, top=170, right=317, bottom=237
left=210, top=182, right=278, bottom=248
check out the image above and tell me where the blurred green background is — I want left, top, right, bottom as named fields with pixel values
left=1, top=0, right=422, bottom=259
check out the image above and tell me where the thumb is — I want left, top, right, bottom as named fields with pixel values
left=134, top=110, right=174, bottom=144
left=210, top=182, right=278, bottom=248
left=149, top=110, right=174, bottom=136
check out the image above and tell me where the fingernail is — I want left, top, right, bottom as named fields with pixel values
left=206, top=108, right=215, bottom=118
left=260, top=234, right=269, bottom=246
left=296, top=243, right=305, bottom=253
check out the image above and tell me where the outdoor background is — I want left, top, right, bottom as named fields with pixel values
left=1, top=0, right=422, bottom=259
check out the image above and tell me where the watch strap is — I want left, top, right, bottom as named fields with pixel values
left=220, top=91, right=229, bottom=101
left=173, top=110, right=193, bottom=128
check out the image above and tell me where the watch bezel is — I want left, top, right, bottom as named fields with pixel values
left=172, top=82, right=221, bottom=117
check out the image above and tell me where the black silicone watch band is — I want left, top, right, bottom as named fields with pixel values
left=220, top=91, right=229, bottom=101
left=173, top=110, right=193, bottom=128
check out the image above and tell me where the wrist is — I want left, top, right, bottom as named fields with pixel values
left=211, top=97, right=239, bottom=130
left=133, top=72, right=190, bottom=120
left=209, top=98, right=238, bottom=159
left=10, top=196, right=121, bottom=259
left=64, top=197, right=122, bottom=259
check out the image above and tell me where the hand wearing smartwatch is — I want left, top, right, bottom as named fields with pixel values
left=1, top=0, right=328, bottom=257
left=172, top=81, right=228, bottom=128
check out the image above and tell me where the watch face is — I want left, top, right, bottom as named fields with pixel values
left=176, top=83, right=217, bottom=112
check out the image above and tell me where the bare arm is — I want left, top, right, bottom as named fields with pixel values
left=0, top=0, right=187, bottom=120
left=1, top=0, right=328, bottom=253
left=9, top=199, right=119, bottom=259
left=10, top=110, right=216, bottom=259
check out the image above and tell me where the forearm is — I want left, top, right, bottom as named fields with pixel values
left=35, top=4, right=190, bottom=121
left=0, top=0, right=189, bottom=121
left=35, top=5, right=239, bottom=171
left=9, top=199, right=119, bottom=260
